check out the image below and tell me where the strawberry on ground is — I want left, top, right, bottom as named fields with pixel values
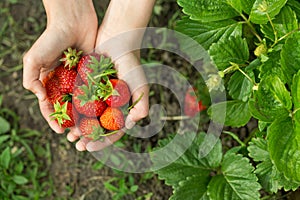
left=73, top=86, right=107, bottom=117
left=104, top=79, right=131, bottom=107
left=184, top=87, right=206, bottom=117
left=100, top=107, right=125, bottom=131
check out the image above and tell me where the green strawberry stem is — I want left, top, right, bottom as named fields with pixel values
left=128, top=92, right=144, bottom=111
left=49, top=101, right=71, bottom=127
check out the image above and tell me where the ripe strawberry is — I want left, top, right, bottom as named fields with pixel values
left=54, top=65, right=77, bottom=94
left=100, top=107, right=125, bottom=131
left=184, top=87, right=206, bottom=117
left=104, top=79, right=131, bottom=107
left=50, top=101, right=78, bottom=128
left=79, top=117, right=105, bottom=140
left=73, top=86, right=107, bottom=117
left=77, top=53, right=116, bottom=85
left=44, top=73, right=63, bottom=104
left=60, top=47, right=82, bottom=69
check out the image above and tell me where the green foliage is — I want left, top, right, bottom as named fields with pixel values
left=154, top=0, right=300, bottom=198
left=152, top=133, right=261, bottom=200
left=0, top=95, right=53, bottom=199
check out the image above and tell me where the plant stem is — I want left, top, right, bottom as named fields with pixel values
left=237, top=67, right=257, bottom=87
left=241, top=13, right=262, bottom=42
left=223, top=131, right=246, bottom=147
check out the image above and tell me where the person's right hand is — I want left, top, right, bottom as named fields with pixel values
left=23, top=0, right=98, bottom=133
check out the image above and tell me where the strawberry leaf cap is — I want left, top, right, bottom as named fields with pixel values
left=60, top=47, right=83, bottom=69
left=50, top=101, right=71, bottom=127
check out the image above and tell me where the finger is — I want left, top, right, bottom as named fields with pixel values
left=38, top=98, right=65, bottom=134
left=67, top=127, right=80, bottom=142
left=75, top=137, right=91, bottom=151
left=86, top=131, right=124, bottom=152
left=127, top=84, right=149, bottom=123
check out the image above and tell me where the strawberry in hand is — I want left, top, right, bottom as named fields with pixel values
left=77, top=53, right=116, bottom=85
left=60, top=47, right=83, bottom=70
left=50, top=101, right=79, bottom=128
left=73, top=86, right=107, bottom=117
left=99, top=78, right=131, bottom=107
left=100, top=107, right=125, bottom=131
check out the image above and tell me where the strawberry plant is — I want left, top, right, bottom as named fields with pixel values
left=152, top=0, right=300, bottom=199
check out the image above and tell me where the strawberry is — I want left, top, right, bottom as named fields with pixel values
left=100, top=107, right=125, bottom=131
left=73, top=86, right=107, bottom=117
left=44, top=73, right=63, bottom=104
left=60, top=47, right=82, bottom=69
left=79, top=117, right=105, bottom=140
left=50, top=101, right=78, bottom=128
left=184, top=87, right=206, bottom=117
left=103, top=79, right=131, bottom=107
left=77, top=53, right=116, bottom=85
left=54, top=65, right=77, bottom=94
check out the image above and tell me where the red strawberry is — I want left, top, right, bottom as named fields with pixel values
left=50, top=101, right=78, bottom=128
left=100, top=107, right=125, bottom=131
left=54, top=65, right=77, bottom=94
left=77, top=53, right=116, bottom=85
left=184, top=87, right=206, bottom=117
left=79, top=117, right=105, bottom=140
left=73, top=86, right=107, bottom=117
left=77, top=53, right=100, bottom=85
left=105, top=79, right=131, bottom=107
left=60, top=47, right=82, bottom=69
left=44, top=73, right=63, bottom=104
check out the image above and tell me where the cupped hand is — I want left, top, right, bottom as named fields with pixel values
left=23, top=0, right=98, bottom=133
left=67, top=51, right=149, bottom=152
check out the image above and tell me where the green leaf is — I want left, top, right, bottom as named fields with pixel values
left=175, top=17, right=242, bottom=50
left=207, top=151, right=261, bottom=200
left=268, top=118, right=300, bottom=183
left=227, top=70, right=254, bottom=102
left=12, top=175, right=28, bottom=185
left=208, top=100, right=252, bottom=127
left=242, top=0, right=256, bottom=14
left=0, top=135, right=9, bottom=146
left=291, top=70, right=300, bottom=112
left=259, top=51, right=286, bottom=83
left=209, top=36, right=249, bottom=71
left=281, top=30, right=300, bottom=85
left=170, top=175, right=210, bottom=200
left=177, top=0, right=239, bottom=22
left=287, top=0, right=300, bottom=21
left=249, top=75, right=292, bottom=122
left=151, top=132, right=222, bottom=187
left=260, top=6, right=298, bottom=42
left=0, top=147, right=11, bottom=169
left=0, top=116, right=10, bottom=134
left=248, top=137, right=300, bottom=192
left=226, top=0, right=242, bottom=13
left=250, top=0, right=288, bottom=24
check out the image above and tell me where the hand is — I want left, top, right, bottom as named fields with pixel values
left=66, top=0, right=154, bottom=152
left=23, top=0, right=98, bottom=133
left=67, top=52, right=149, bottom=152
